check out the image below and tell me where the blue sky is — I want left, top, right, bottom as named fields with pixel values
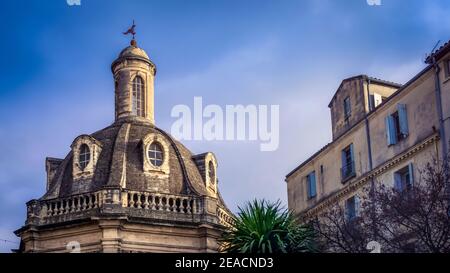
left=0, top=0, right=449, bottom=252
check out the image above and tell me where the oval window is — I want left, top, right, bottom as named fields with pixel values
left=79, top=144, right=90, bottom=170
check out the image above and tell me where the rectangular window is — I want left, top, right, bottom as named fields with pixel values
left=385, top=104, right=409, bottom=146
left=394, top=163, right=414, bottom=192
left=345, top=195, right=360, bottom=221
left=306, top=171, right=317, bottom=199
left=344, top=97, right=351, bottom=120
left=392, top=111, right=402, bottom=139
left=341, top=144, right=355, bottom=182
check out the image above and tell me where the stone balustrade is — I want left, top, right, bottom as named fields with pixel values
left=217, top=206, right=235, bottom=228
left=125, top=190, right=200, bottom=214
left=27, top=190, right=235, bottom=229
left=44, top=191, right=103, bottom=216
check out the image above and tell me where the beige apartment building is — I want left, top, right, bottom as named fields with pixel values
left=286, top=41, right=450, bottom=220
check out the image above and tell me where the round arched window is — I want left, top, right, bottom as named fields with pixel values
left=79, top=144, right=90, bottom=170
left=148, top=142, right=164, bottom=167
left=209, top=161, right=215, bottom=184
left=132, top=76, right=145, bottom=117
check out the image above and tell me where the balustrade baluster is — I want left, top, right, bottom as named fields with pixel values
left=47, top=203, right=53, bottom=216
left=129, top=193, right=135, bottom=207
left=187, top=199, right=192, bottom=213
left=169, top=198, right=175, bottom=212
left=87, top=196, right=93, bottom=209
left=144, top=193, right=149, bottom=209
left=81, top=196, right=87, bottom=210
left=177, top=198, right=182, bottom=213
left=136, top=193, right=142, bottom=208
left=163, top=198, right=169, bottom=211
left=64, top=200, right=69, bottom=214
left=150, top=195, right=156, bottom=210
left=56, top=201, right=64, bottom=215
left=156, top=196, right=161, bottom=210
left=93, top=195, right=98, bottom=208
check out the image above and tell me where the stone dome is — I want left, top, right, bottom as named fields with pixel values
left=111, top=41, right=156, bottom=75
left=43, top=119, right=219, bottom=201
left=118, top=45, right=150, bottom=60
left=16, top=38, right=234, bottom=253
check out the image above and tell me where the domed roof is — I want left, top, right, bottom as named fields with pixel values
left=42, top=119, right=215, bottom=199
left=112, top=40, right=156, bottom=73
left=118, top=45, right=150, bottom=60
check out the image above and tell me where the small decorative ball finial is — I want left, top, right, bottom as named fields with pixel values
left=130, top=39, right=137, bottom=47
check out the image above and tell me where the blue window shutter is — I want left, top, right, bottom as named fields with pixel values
left=385, top=115, right=397, bottom=145
left=397, top=104, right=409, bottom=137
left=307, top=174, right=312, bottom=198
left=349, top=144, right=355, bottom=174
left=311, top=172, right=317, bottom=197
left=394, top=173, right=402, bottom=190
left=307, top=172, right=316, bottom=198
left=408, top=163, right=414, bottom=186
left=349, top=144, right=354, bottom=163
left=306, top=175, right=311, bottom=198
left=385, top=116, right=392, bottom=145
left=341, top=150, right=347, bottom=168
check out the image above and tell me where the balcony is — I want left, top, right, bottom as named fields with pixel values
left=341, top=160, right=356, bottom=182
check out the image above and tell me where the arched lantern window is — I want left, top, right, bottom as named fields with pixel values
left=132, top=76, right=145, bottom=117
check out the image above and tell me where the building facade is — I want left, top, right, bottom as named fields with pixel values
left=15, top=38, right=234, bottom=253
left=286, top=41, right=450, bottom=220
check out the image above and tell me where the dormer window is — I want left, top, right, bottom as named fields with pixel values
left=79, top=144, right=90, bottom=170
left=148, top=142, right=164, bottom=167
left=209, top=161, right=216, bottom=184
left=71, top=135, right=102, bottom=180
left=192, top=152, right=217, bottom=195
left=142, top=133, right=170, bottom=176
left=132, top=76, right=145, bottom=117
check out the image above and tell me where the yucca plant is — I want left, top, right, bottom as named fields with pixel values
left=220, top=199, right=317, bottom=253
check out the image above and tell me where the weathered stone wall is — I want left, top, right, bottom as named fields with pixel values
left=330, top=78, right=366, bottom=140
left=19, top=219, right=222, bottom=253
